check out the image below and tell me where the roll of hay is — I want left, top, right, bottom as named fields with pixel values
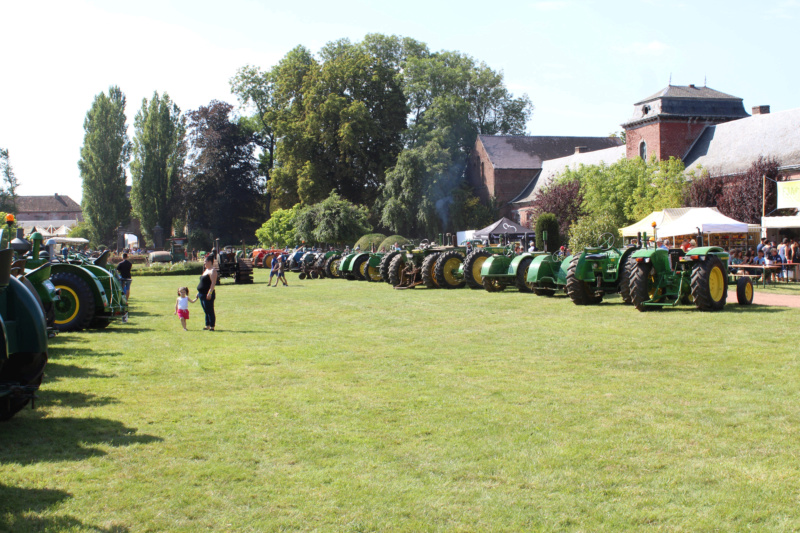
left=378, top=235, right=410, bottom=251
left=353, top=233, right=386, bottom=251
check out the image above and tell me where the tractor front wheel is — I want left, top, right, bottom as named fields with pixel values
left=565, top=255, right=602, bottom=305
left=352, top=256, right=369, bottom=281
left=380, top=252, right=401, bottom=283
left=630, top=261, right=662, bottom=312
left=619, top=255, right=636, bottom=305
left=51, top=271, right=96, bottom=332
left=736, top=275, right=754, bottom=305
left=434, top=251, right=465, bottom=289
left=388, top=254, right=406, bottom=287
left=691, top=255, right=728, bottom=311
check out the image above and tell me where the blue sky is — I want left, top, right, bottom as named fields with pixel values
left=1, top=0, right=798, bottom=202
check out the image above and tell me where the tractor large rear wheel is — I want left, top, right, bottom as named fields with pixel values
left=421, top=253, right=440, bottom=288
left=358, top=259, right=371, bottom=281
left=388, top=254, right=406, bottom=287
left=434, top=251, right=465, bottom=289
left=737, top=275, right=754, bottom=305
left=619, top=255, right=636, bottom=305
left=565, top=255, right=603, bottom=305
left=514, top=256, right=534, bottom=293
left=365, top=261, right=382, bottom=282
left=380, top=252, right=401, bottom=283
left=691, top=255, right=727, bottom=311
left=51, top=271, right=96, bottom=332
left=324, top=255, right=341, bottom=278
left=464, top=250, right=491, bottom=289
left=0, top=350, right=47, bottom=421
left=630, top=261, right=663, bottom=312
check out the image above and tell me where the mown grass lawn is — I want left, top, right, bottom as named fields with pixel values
left=1, top=269, right=799, bottom=532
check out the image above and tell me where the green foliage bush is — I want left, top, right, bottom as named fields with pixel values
left=354, top=233, right=386, bottom=251
left=535, top=213, right=560, bottom=251
left=132, top=262, right=204, bottom=277
left=568, top=213, right=621, bottom=253
left=378, top=235, right=410, bottom=251
left=255, top=205, right=300, bottom=248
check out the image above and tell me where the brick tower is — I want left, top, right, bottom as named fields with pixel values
left=622, top=85, right=749, bottom=161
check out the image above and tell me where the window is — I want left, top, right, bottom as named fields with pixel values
left=480, top=161, right=485, bottom=180
left=639, top=141, right=647, bottom=160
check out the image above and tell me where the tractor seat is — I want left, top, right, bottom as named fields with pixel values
left=668, top=248, right=685, bottom=269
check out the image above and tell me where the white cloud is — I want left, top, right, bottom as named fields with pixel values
left=532, top=1, right=571, bottom=11
left=613, top=40, right=672, bottom=57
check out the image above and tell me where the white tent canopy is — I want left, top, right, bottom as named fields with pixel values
left=657, top=208, right=748, bottom=238
left=620, top=208, right=693, bottom=237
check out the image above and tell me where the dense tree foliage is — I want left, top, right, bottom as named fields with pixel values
left=685, top=156, right=779, bottom=224
left=527, top=177, right=582, bottom=239
left=255, top=205, right=300, bottom=248
left=294, top=192, right=372, bottom=245
left=78, top=86, right=131, bottom=245
left=130, top=91, right=186, bottom=242
left=568, top=213, right=621, bottom=252
left=0, top=148, right=19, bottom=213
left=182, top=101, right=264, bottom=244
left=535, top=212, right=560, bottom=251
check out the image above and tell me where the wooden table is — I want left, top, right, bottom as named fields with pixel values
left=736, top=264, right=783, bottom=287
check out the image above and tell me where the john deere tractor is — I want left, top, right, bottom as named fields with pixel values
left=386, top=235, right=463, bottom=289
left=563, top=233, right=639, bottom=305
left=0, top=242, right=48, bottom=420
left=480, top=246, right=546, bottom=292
left=629, top=244, right=753, bottom=311
left=215, top=240, right=254, bottom=284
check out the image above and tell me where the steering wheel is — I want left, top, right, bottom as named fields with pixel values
left=551, top=251, right=562, bottom=262
left=597, top=232, right=616, bottom=249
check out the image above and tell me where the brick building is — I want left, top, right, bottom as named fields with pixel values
left=466, top=135, right=623, bottom=217
left=16, top=194, right=83, bottom=222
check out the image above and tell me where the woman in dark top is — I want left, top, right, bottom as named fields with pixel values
left=197, top=255, right=218, bottom=331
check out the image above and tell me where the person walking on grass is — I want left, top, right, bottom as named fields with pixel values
left=174, top=287, right=197, bottom=331
left=276, top=254, right=288, bottom=286
left=197, top=255, right=218, bottom=331
left=268, top=253, right=280, bottom=287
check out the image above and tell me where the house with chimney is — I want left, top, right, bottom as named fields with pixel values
left=498, top=84, right=800, bottom=226
left=16, top=194, right=83, bottom=222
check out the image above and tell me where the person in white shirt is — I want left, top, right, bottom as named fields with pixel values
left=174, top=287, right=198, bottom=331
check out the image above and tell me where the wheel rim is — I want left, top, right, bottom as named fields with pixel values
left=472, top=256, right=487, bottom=281
left=745, top=280, right=753, bottom=301
left=331, top=259, right=340, bottom=276
left=367, top=265, right=380, bottom=280
left=709, top=266, right=725, bottom=302
left=429, top=260, right=439, bottom=286
left=522, top=266, right=533, bottom=289
left=54, top=285, right=80, bottom=324
left=443, top=257, right=461, bottom=286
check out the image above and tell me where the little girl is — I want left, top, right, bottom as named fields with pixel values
left=174, top=287, right=197, bottom=331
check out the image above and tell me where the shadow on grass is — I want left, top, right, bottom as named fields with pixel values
left=0, top=416, right=162, bottom=465
left=44, top=362, right=113, bottom=382
left=0, top=484, right=129, bottom=533
left=43, top=390, right=119, bottom=409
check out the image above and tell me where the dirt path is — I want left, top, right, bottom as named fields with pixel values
left=727, top=290, right=800, bottom=308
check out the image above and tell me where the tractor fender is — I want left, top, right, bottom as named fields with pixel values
left=50, top=264, right=109, bottom=308
left=481, top=255, right=512, bottom=277
left=682, top=246, right=729, bottom=264
left=339, top=253, right=357, bottom=272
left=507, top=253, right=538, bottom=275
left=631, top=248, right=671, bottom=273
left=7, top=275, right=48, bottom=354
left=557, top=255, right=573, bottom=286
left=367, top=253, right=383, bottom=267
left=527, top=254, right=560, bottom=287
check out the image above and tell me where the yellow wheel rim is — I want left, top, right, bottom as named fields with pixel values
left=367, top=265, right=380, bottom=280
left=522, top=266, right=533, bottom=289
left=54, top=285, right=80, bottom=324
left=709, top=266, right=725, bottom=302
left=745, top=280, right=753, bottom=301
left=443, top=257, right=461, bottom=286
left=430, top=261, right=439, bottom=286
left=331, top=260, right=340, bottom=276
left=472, top=257, right=487, bottom=281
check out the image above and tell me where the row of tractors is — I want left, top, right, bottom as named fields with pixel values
left=0, top=216, right=129, bottom=421
left=264, top=231, right=754, bottom=312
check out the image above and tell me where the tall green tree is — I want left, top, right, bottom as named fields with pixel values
left=0, top=148, right=19, bottom=213
left=294, top=191, right=372, bottom=245
left=182, top=100, right=263, bottom=243
left=130, top=91, right=186, bottom=242
left=255, top=205, right=301, bottom=248
left=78, top=86, right=131, bottom=245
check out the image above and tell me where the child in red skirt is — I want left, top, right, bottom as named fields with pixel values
left=174, top=287, right=197, bottom=331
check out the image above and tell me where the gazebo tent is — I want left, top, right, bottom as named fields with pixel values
left=473, top=217, right=535, bottom=242
left=657, top=208, right=748, bottom=238
left=620, top=208, right=693, bottom=237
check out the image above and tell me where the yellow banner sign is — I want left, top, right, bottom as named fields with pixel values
left=777, top=180, right=800, bottom=209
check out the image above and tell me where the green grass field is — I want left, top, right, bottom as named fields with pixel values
left=2, top=270, right=799, bottom=532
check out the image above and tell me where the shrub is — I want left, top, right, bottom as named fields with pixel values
left=535, top=213, right=560, bottom=251
left=378, top=235, right=410, bottom=251
left=354, top=233, right=386, bottom=251
left=132, top=262, right=204, bottom=277
left=568, top=213, right=620, bottom=253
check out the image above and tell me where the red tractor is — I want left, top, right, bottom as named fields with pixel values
left=251, top=248, right=285, bottom=269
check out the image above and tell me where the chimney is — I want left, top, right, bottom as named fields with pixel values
left=54, top=193, right=66, bottom=206
left=752, top=105, right=770, bottom=115
left=689, top=84, right=696, bottom=88
left=574, top=146, right=589, bottom=154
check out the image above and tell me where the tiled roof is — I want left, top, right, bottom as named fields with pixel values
left=17, top=194, right=82, bottom=213
left=511, top=145, right=627, bottom=205
left=684, top=108, right=800, bottom=177
left=479, top=135, right=623, bottom=170
left=636, top=85, right=742, bottom=105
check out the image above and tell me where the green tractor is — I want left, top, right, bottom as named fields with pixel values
left=479, top=246, right=547, bottom=292
left=629, top=243, right=753, bottom=311
left=386, top=235, right=463, bottom=289
left=0, top=243, right=48, bottom=420
left=563, top=233, right=639, bottom=305
left=48, top=246, right=129, bottom=331
left=525, top=252, right=571, bottom=296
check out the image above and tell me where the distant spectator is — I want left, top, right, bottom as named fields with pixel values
left=757, top=237, right=768, bottom=254
left=117, top=253, right=133, bottom=300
